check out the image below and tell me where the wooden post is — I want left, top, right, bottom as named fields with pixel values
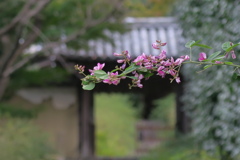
left=141, top=94, right=154, bottom=119
left=77, top=84, right=95, bottom=159
left=175, top=83, right=191, bottom=134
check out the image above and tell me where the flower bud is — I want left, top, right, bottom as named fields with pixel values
left=198, top=52, right=207, bottom=61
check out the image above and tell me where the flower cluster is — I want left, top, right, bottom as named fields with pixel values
left=76, top=40, right=190, bottom=90
left=75, top=40, right=240, bottom=90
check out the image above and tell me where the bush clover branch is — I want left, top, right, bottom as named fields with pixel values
left=75, top=40, right=240, bottom=90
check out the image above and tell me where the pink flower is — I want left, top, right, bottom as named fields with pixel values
left=160, top=42, right=167, bottom=46
left=117, top=59, right=125, bottom=63
left=132, top=73, right=144, bottom=88
left=174, top=58, right=184, bottom=65
left=169, top=69, right=176, bottom=76
left=133, top=53, right=147, bottom=65
left=122, top=50, right=131, bottom=59
left=94, top=63, right=105, bottom=70
left=231, top=50, right=236, bottom=59
left=152, top=43, right=160, bottom=49
left=176, top=77, right=181, bottom=83
left=120, top=63, right=126, bottom=69
left=181, top=55, right=190, bottom=61
left=156, top=40, right=167, bottom=46
left=157, top=66, right=165, bottom=77
left=161, top=60, right=172, bottom=66
left=103, top=72, right=121, bottom=85
left=158, top=70, right=166, bottom=78
left=215, top=61, right=223, bottom=64
left=198, top=52, right=207, bottom=61
left=89, top=63, right=105, bottom=75
left=159, top=50, right=167, bottom=60
left=113, top=52, right=122, bottom=56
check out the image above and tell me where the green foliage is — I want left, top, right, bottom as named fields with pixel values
left=150, top=93, right=176, bottom=126
left=11, top=67, right=69, bottom=87
left=41, top=0, right=126, bottom=49
left=82, top=82, right=95, bottom=90
left=125, top=0, right=177, bottom=17
left=119, top=64, right=140, bottom=76
left=0, top=118, right=55, bottom=160
left=0, top=103, right=38, bottom=118
left=0, top=0, right=127, bottom=100
left=0, top=0, right=25, bottom=28
left=141, top=136, right=219, bottom=160
left=174, top=0, right=240, bottom=159
left=185, top=40, right=212, bottom=49
left=4, top=67, right=69, bottom=99
left=95, top=93, right=137, bottom=156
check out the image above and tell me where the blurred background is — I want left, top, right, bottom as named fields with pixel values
left=1, top=0, right=240, bottom=160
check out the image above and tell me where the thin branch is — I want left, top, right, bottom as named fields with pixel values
left=0, top=0, right=36, bottom=36
left=0, top=26, right=24, bottom=74
left=3, top=0, right=124, bottom=77
left=3, top=54, right=36, bottom=77
left=0, top=0, right=51, bottom=36
left=3, top=30, right=39, bottom=77
left=21, top=0, right=52, bottom=24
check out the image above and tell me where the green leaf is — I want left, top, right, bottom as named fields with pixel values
left=224, top=62, right=233, bottom=65
left=231, top=73, right=240, bottom=80
left=94, top=70, right=108, bottom=79
left=138, top=67, right=148, bottom=72
left=222, top=42, right=232, bottom=51
left=230, top=43, right=240, bottom=49
left=225, top=43, right=240, bottom=52
left=185, top=40, right=212, bottom=49
left=208, top=51, right=222, bottom=60
left=201, top=59, right=211, bottom=62
left=99, top=74, right=109, bottom=79
left=192, top=43, right=212, bottom=49
left=94, top=70, right=107, bottom=75
left=143, top=72, right=154, bottom=78
left=185, top=40, right=195, bottom=48
left=195, top=40, right=202, bottom=43
left=212, top=56, right=225, bottom=61
left=110, top=68, right=119, bottom=73
left=204, top=65, right=212, bottom=70
left=120, top=64, right=140, bottom=76
left=82, top=80, right=89, bottom=85
left=82, top=82, right=95, bottom=90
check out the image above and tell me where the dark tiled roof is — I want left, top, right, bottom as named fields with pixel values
left=59, top=17, right=183, bottom=61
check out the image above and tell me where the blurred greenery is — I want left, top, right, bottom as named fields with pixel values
left=0, top=0, right=127, bottom=101
left=150, top=93, right=176, bottom=127
left=0, top=103, right=38, bottom=118
left=95, top=93, right=178, bottom=157
left=125, top=0, right=177, bottom=17
left=173, top=0, right=240, bottom=159
left=141, top=136, right=220, bottom=160
left=95, top=93, right=137, bottom=156
left=4, top=67, right=69, bottom=99
left=0, top=117, right=55, bottom=160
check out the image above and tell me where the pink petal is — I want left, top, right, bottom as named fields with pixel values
left=176, top=77, right=181, bottom=83
left=198, top=52, right=207, bottom=61
left=152, top=43, right=160, bottom=49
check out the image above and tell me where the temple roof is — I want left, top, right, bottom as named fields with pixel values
left=57, top=17, right=183, bottom=61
